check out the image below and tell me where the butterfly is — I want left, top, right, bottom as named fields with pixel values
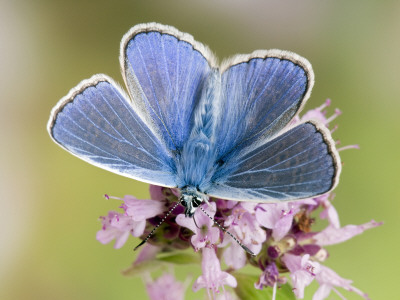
left=48, top=23, right=341, bottom=219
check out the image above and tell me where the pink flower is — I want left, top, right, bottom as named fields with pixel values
left=96, top=195, right=165, bottom=249
left=292, top=99, right=342, bottom=128
left=256, top=202, right=294, bottom=241
left=313, top=265, right=370, bottom=300
left=96, top=211, right=144, bottom=249
left=282, top=253, right=321, bottom=299
left=193, top=247, right=237, bottom=298
left=134, top=243, right=160, bottom=265
left=149, top=185, right=166, bottom=201
left=149, top=184, right=180, bottom=200
left=255, top=262, right=286, bottom=289
left=176, top=202, right=220, bottom=250
left=221, top=203, right=266, bottom=269
left=226, top=203, right=266, bottom=253
left=292, top=99, right=359, bottom=152
left=221, top=242, right=247, bottom=270
left=122, top=195, right=165, bottom=221
left=313, top=220, right=383, bottom=246
left=256, top=199, right=315, bottom=241
left=145, top=272, right=186, bottom=300
left=316, top=194, right=340, bottom=228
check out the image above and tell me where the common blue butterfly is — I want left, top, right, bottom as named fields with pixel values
left=48, top=23, right=341, bottom=219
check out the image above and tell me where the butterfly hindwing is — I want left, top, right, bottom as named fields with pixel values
left=120, top=23, right=217, bottom=151
left=207, top=121, right=340, bottom=201
left=48, top=75, right=177, bottom=187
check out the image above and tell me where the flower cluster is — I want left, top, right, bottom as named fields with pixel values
left=97, top=100, right=381, bottom=300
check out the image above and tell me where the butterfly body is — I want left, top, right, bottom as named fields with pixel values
left=175, top=70, right=220, bottom=187
left=48, top=23, right=341, bottom=218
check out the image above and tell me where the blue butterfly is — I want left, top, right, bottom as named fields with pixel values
left=48, top=23, right=341, bottom=219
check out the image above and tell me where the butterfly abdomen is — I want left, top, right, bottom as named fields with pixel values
left=176, top=134, right=217, bottom=191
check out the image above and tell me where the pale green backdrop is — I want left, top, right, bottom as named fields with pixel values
left=1, top=0, right=399, bottom=299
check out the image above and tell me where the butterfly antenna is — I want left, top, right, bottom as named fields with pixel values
left=134, top=200, right=181, bottom=251
left=198, top=206, right=256, bottom=256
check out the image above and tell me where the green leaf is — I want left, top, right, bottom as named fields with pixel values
left=232, top=272, right=295, bottom=300
left=156, top=252, right=200, bottom=265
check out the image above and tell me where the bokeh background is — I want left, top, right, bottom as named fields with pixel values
left=1, top=0, right=399, bottom=299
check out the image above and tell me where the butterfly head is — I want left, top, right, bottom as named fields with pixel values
left=180, top=188, right=204, bottom=217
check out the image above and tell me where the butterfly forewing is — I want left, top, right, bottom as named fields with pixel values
left=48, top=75, right=177, bottom=187
left=120, top=23, right=216, bottom=151
left=215, top=51, right=314, bottom=162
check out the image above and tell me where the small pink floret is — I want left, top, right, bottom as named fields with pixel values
left=193, top=247, right=237, bottom=299
left=146, top=273, right=186, bottom=300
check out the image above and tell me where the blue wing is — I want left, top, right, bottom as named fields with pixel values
left=120, top=23, right=217, bottom=151
left=206, top=121, right=341, bottom=201
left=215, top=50, right=314, bottom=162
left=47, top=74, right=177, bottom=187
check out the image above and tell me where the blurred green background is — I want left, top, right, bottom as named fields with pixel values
left=1, top=0, right=399, bottom=299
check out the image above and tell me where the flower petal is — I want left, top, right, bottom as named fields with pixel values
left=272, top=214, right=293, bottom=241
left=282, top=254, right=320, bottom=299
left=114, top=230, right=131, bottom=249
left=149, top=185, right=165, bottom=201
left=193, top=247, right=237, bottom=295
left=314, top=265, right=370, bottom=300
left=124, top=196, right=165, bottom=221
left=314, top=220, right=383, bottom=246
left=176, top=214, right=197, bottom=232
left=312, top=284, right=331, bottom=300
left=134, top=243, right=160, bottom=265
left=223, top=242, right=247, bottom=270
left=146, top=273, right=186, bottom=300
